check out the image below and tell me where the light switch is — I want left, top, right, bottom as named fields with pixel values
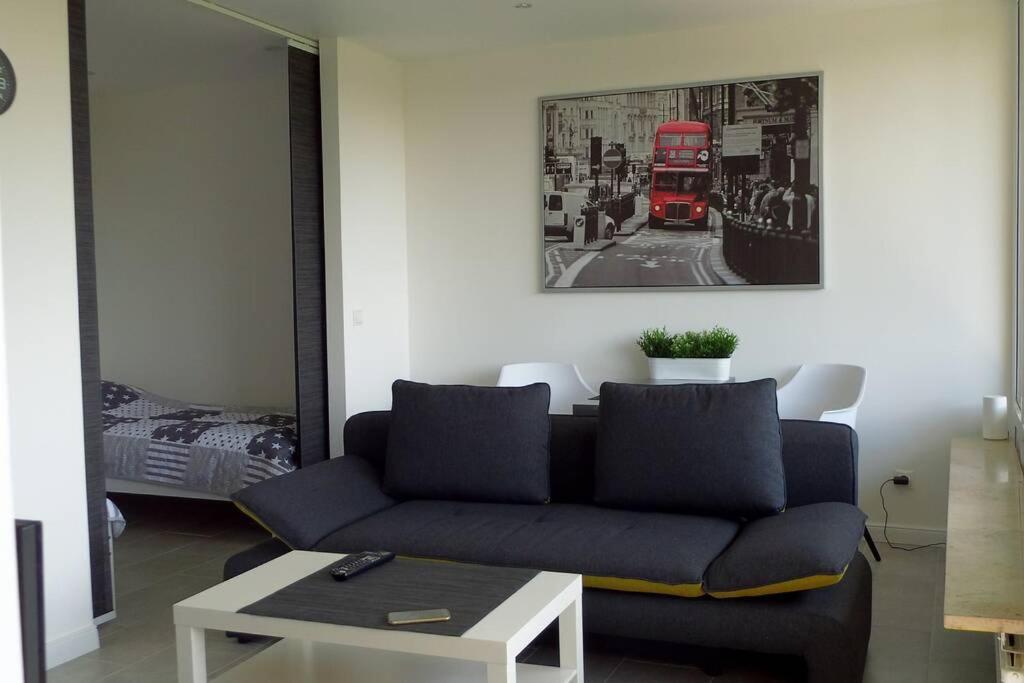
left=352, top=309, right=364, bottom=326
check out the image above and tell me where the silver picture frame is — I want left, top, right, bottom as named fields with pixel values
left=544, top=71, right=823, bottom=290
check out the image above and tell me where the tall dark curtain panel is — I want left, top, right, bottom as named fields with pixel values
left=68, top=0, right=114, bottom=618
left=288, top=46, right=329, bottom=467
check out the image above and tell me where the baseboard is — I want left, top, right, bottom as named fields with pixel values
left=93, top=609, right=116, bottom=626
left=866, top=522, right=947, bottom=548
left=46, top=622, right=99, bottom=669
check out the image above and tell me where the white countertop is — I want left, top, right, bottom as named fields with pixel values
left=943, top=437, right=1024, bottom=633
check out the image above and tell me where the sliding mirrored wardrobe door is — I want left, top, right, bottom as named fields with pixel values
left=185, top=2, right=330, bottom=466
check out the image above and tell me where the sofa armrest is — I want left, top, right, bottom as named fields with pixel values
left=705, top=502, right=867, bottom=598
left=232, top=455, right=396, bottom=550
left=781, top=420, right=859, bottom=507
left=343, top=411, right=391, bottom=474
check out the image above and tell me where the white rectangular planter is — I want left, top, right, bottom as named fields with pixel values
left=648, top=357, right=732, bottom=381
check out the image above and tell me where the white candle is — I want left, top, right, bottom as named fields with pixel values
left=982, top=395, right=1008, bottom=440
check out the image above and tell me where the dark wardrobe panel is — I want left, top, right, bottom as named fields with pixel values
left=68, top=0, right=114, bottom=618
left=288, top=46, right=330, bottom=467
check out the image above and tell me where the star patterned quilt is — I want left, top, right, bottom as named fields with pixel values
left=102, top=380, right=297, bottom=496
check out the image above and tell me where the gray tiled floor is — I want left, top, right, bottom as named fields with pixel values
left=51, top=498, right=997, bottom=682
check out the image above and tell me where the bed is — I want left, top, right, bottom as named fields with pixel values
left=102, top=380, right=297, bottom=499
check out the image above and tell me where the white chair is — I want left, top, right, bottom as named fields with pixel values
left=776, top=363, right=867, bottom=428
left=776, top=363, right=878, bottom=560
left=496, top=362, right=595, bottom=415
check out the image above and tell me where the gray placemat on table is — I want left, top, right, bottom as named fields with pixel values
left=238, top=557, right=539, bottom=636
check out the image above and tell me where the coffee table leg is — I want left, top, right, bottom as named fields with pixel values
left=559, top=595, right=584, bottom=683
left=175, top=625, right=207, bottom=683
left=487, top=660, right=516, bottom=682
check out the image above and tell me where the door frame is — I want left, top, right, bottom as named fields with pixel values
left=67, top=0, right=328, bottom=619
left=67, top=0, right=113, bottom=620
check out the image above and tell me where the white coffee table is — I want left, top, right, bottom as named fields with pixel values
left=173, top=550, right=583, bottom=683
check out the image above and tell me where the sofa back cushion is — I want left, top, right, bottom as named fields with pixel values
left=383, top=380, right=551, bottom=504
left=594, top=380, right=786, bottom=518
left=343, top=411, right=857, bottom=508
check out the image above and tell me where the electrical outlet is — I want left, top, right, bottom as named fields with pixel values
left=894, top=470, right=912, bottom=487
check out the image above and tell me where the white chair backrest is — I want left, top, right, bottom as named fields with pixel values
left=496, top=362, right=595, bottom=415
left=776, top=364, right=867, bottom=428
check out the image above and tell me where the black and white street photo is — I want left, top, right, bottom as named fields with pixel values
left=541, top=74, right=821, bottom=290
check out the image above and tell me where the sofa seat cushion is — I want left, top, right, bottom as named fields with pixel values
left=315, top=501, right=739, bottom=598
left=705, top=502, right=867, bottom=598
left=594, top=380, right=786, bottom=519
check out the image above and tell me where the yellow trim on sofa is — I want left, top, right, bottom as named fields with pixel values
left=399, top=557, right=707, bottom=598
left=315, top=551, right=845, bottom=601
left=583, top=575, right=705, bottom=598
left=707, top=566, right=848, bottom=599
left=233, top=500, right=293, bottom=549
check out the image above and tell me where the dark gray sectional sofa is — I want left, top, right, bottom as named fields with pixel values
left=227, top=380, right=872, bottom=683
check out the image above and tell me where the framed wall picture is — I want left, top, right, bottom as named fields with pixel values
left=540, top=72, right=822, bottom=291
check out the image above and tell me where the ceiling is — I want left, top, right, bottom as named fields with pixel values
left=217, top=0, right=937, bottom=61
left=86, top=0, right=285, bottom=95
left=85, top=0, right=943, bottom=91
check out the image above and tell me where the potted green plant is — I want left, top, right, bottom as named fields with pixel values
left=636, top=326, right=739, bottom=381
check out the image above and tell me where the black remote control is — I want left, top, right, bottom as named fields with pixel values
left=329, top=551, right=395, bottom=581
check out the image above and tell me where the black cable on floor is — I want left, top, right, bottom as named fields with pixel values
left=878, top=478, right=946, bottom=552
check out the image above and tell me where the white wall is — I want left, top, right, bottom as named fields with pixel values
left=0, top=177, right=25, bottom=683
left=403, top=0, right=1015, bottom=534
left=322, top=38, right=410, bottom=453
left=91, top=69, right=295, bottom=409
left=0, top=0, right=99, bottom=666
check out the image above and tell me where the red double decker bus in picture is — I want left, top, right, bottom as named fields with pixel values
left=649, top=121, right=712, bottom=230
left=652, top=121, right=711, bottom=169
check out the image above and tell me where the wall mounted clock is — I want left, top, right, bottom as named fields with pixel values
left=0, top=49, right=16, bottom=115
